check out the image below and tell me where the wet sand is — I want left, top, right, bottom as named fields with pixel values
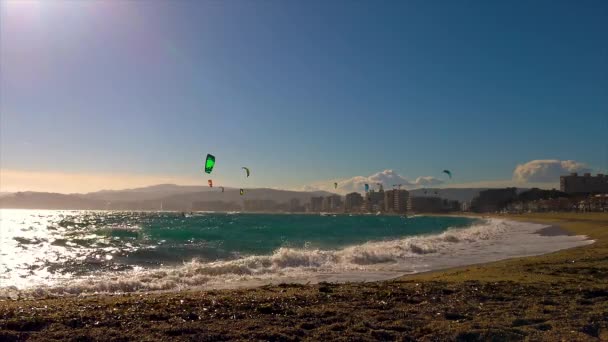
left=535, top=225, right=575, bottom=236
left=1, top=213, right=607, bottom=341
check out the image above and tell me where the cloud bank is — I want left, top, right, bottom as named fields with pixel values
left=414, top=176, right=445, bottom=187
left=512, top=160, right=591, bottom=183
left=302, top=159, right=594, bottom=194
left=301, top=170, right=444, bottom=194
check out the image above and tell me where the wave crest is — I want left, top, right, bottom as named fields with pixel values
left=0, top=218, right=563, bottom=298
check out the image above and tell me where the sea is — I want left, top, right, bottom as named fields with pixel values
left=0, top=209, right=592, bottom=298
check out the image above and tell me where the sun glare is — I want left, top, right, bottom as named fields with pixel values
left=3, top=0, right=42, bottom=11
left=2, top=0, right=43, bottom=24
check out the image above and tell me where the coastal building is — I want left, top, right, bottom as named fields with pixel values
left=383, top=190, right=394, bottom=213
left=322, top=195, right=343, bottom=212
left=321, top=197, right=330, bottom=211
left=538, top=198, right=574, bottom=212
left=575, top=194, right=608, bottom=212
left=560, top=173, right=608, bottom=194
left=243, top=199, right=278, bottom=212
left=409, top=196, right=460, bottom=213
left=192, top=201, right=241, bottom=212
left=310, top=197, right=324, bottom=212
left=470, top=188, right=517, bottom=213
left=365, top=190, right=385, bottom=212
left=288, top=198, right=303, bottom=212
left=589, top=194, right=608, bottom=212
left=384, top=189, right=409, bottom=214
left=329, top=195, right=342, bottom=211
left=344, top=192, right=364, bottom=212
left=461, top=201, right=470, bottom=212
left=409, top=196, right=444, bottom=213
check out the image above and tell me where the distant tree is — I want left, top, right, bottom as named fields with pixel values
left=516, top=188, right=570, bottom=202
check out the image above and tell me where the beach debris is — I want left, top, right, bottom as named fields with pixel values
left=204, top=154, right=216, bottom=174
left=318, top=283, right=332, bottom=293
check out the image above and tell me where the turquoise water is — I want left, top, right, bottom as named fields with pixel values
left=0, top=210, right=592, bottom=296
left=0, top=210, right=474, bottom=290
left=104, top=213, right=475, bottom=261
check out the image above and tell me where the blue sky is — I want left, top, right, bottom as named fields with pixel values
left=1, top=0, right=607, bottom=193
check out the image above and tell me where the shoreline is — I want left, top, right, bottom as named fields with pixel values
left=1, top=216, right=590, bottom=298
left=535, top=225, right=575, bottom=237
left=1, top=213, right=607, bottom=340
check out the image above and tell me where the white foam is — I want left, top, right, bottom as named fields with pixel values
left=1, top=218, right=593, bottom=298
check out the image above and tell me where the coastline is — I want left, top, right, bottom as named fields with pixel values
left=1, top=213, right=607, bottom=340
left=1, top=216, right=589, bottom=298
left=535, top=225, right=575, bottom=237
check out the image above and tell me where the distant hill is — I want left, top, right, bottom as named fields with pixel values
left=0, top=185, right=336, bottom=210
left=0, top=184, right=528, bottom=210
left=83, top=184, right=215, bottom=201
left=0, top=192, right=106, bottom=210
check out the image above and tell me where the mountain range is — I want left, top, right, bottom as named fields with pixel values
left=0, top=184, right=517, bottom=210
left=0, top=184, right=334, bottom=210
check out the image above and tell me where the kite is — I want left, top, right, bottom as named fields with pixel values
left=442, top=170, right=452, bottom=179
left=242, top=167, right=250, bottom=178
left=208, top=179, right=213, bottom=187
left=204, top=154, right=216, bottom=174
left=239, top=188, right=245, bottom=196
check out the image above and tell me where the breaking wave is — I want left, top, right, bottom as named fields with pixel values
left=1, top=218, right=554, bottom=298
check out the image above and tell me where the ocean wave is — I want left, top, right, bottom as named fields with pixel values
left=0, top=218, right=534, bottom=298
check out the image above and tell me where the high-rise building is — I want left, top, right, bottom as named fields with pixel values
left=384, top=189, right=409, bottom=214
left=365, top=190, right=385, bottom=212
left=321, top=196, right=342, bottom=211
left=409, top=196, right=459, bottom=213
left=383, top=190, right=394, bottom=212
left=310, top=196, right=324, bottom=212
left=327, top=195, right=342, bottom=211
left=243, top=199, right=278, bottom=212
left=470, top=188, right=517, bottom=212
left=288, top=198, right=303, bottom=212
left=344, top=192, right=363, bottom=212
left=560, top=173, right=608, bottom=194
left=321, top=197, right=330, bottom=211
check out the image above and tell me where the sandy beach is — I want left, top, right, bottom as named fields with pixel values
left=1, top=212, right=607, bottom=341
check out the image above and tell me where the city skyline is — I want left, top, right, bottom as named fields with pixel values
left=1, top=1, right=607, bottom=193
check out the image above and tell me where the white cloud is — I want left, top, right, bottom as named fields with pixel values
left=299, top=160, right=593, bottom=194
left=512, top=160, right=591, bottom=183
left=298, top=170, right=444, bottom=194
left=367, top=169, right=413, bottom=187
left=414, top=176, right=444, bottom=187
